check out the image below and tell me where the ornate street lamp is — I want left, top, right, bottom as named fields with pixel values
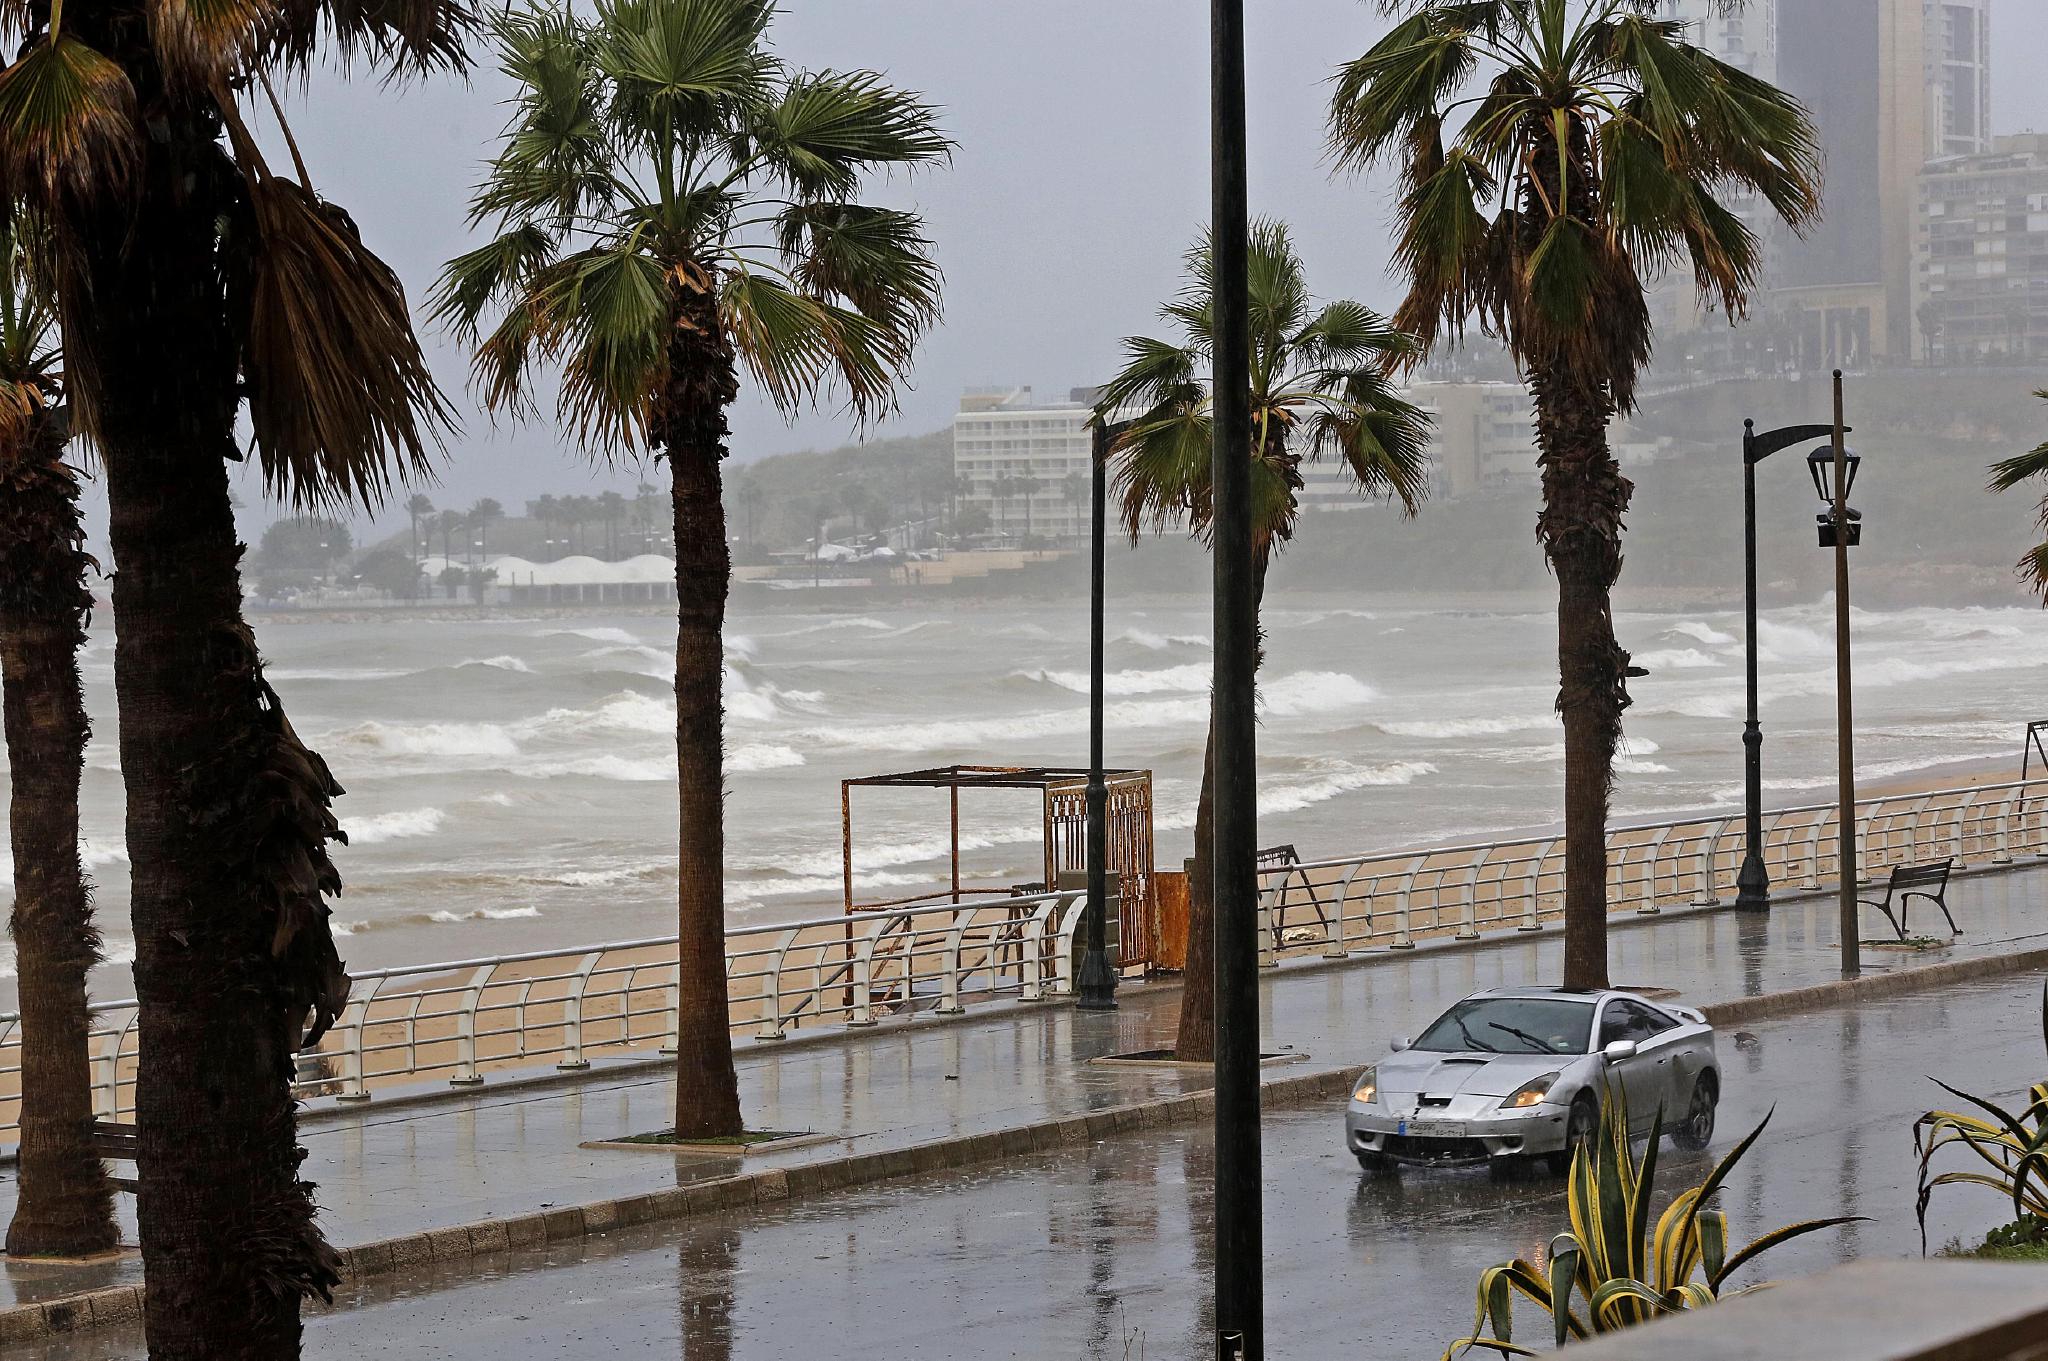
left=1809, top=371, right=1861, bottom=975
left=1736, top=418, right=1839, bottom=912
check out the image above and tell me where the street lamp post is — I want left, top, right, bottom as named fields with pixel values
left=1209, top=1, right=1261, bottom=1357
left=1077, top=417, right=1120, bottom=1012
left=1805, top=370, right=1863, bottom=975
left=1736, top=417, right=1837, bottom=912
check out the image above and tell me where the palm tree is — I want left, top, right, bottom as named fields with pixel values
left=1329, top=0, right=1821, bottom=989
left=434, top=0, right=946, bottom=1139
left=735, top=476, right=765, bottom=549
left=0, top=0, right=464, bottom=1348
left=405, top=493, right=436, bottom=565
left=1989, top=395, right=2048, bottom=593
left=993, top=472, right=1016, bottom=536
left=598, top=490, right=628, bottom=559
left=0, top=225, right=116, bottom=1258
left=1013, top=473, right=1042, bottom=543
left=469, top=497, right=505, bottom=562
left=1096, top=219, right=1431, bottom=1061
left=1061, top=470, right=1086, bottom=539
left=438, top=509, right=466, bottom=572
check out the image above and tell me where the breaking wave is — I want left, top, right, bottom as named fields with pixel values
left=347, top=807, right=447, bottom=845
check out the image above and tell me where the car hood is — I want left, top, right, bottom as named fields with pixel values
left=1375, top=1049, right=1572, bottom=1100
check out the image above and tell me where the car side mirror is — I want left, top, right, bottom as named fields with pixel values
left=1602, top=1040, right=1638, bottom=1064
left=1390, top=1036, right=1410, bottom=1053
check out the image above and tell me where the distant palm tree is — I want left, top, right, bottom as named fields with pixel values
left=1990, top=395, right=2048, bottom=594
left=1330, top=0, right=1822, bottom=989
left=598, top=490, right=628, bottom=559
left=434, top=0, right=947, bottom=1139
left=437, top=510, right=465, bottom=577
left=1061, top=471, right=1087, bottom=539
left=469, top=498, right=504, bottom=562
left=1096, top=219, right=1431, bottom=1061
left=736, top=477, right=766, bottom=549
left=993, top=472, right=1016, bottom=536
left=405, top=493, right=436, bottom=564
left=1012, top=474, right=1042, bottom=542
left=0, top=0, right=464, bottom=1344
left=0, top=224, right=116, bottom=1258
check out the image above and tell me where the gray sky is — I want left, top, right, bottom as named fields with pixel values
left=257, top=0, right=2048, bottom=531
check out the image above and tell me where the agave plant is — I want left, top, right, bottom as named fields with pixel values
left=1915, top=979, right=2048, bottom=1251
left=1444, top=1087, right=1859, bottom=1358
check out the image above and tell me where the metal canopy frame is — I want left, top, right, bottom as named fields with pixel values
left=840, top=765, right=1156, bottom=962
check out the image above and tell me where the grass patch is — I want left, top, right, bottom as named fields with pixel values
left=1941, top=1216, right=2048, bottom=1261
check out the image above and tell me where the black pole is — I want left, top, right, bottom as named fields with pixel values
left=1078, top=419, right=1117, bottom=1011
left=1736, top=421, right=1769, bottom=911
left=1830, top=371, right=1860, bottom=976
left=1209, top=1, right=1261, bottom=1357
left=1735, top=419, right=1833, bottom=913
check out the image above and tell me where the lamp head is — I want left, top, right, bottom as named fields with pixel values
left=1805, top=443, right=1861, bottom=503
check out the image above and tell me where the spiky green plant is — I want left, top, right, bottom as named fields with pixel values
left=1444, top=1086, right=1859, bottom=1357
left=1989, top=397, right=2048, bottom=596
left=1915, top=979, right=2048, bottom=1251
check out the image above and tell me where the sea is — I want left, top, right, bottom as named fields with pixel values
left=5, top=593, right=2048, bottom=988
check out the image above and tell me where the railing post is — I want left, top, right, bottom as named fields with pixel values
left=1257, top=877, right=1284, bottom=965
left=847, top=917, right=891, bottom=1026
left=1695, top=819, right=1730, bottom=905
left=335, top=981, right=378, bottom=1102
left=1996, top=786, right=2018, bottom=864
left=449, top=964, right=494, bottom=1087
left=937, top=911, right=971, bottom=1015
left=90, top=1014, right=122, bottom=1120
left=1390, top=856, right=1426, bottom=949
left=1518, top=841, right=1549, bottom=932
left=557, top=952, right=603, bottom=1070
left=1637, top=828, right=1673, bottom=915
left=1045, top=896, right=1075, bottom=998
left=1803, top=817, right=1827, bottom=889
left=1326, top=863, right=1366, bottom=957
left=757, top=929, right=801, bottom=1040
left=658, top=962, right=681, bottom=1055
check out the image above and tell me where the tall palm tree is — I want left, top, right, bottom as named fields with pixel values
left=735, top=476, right=765, bottom=549
left=0, top=225, right=116, bottom=1259
left=1329, top=0, right=1821, bottom=989
left=0, top=2, right=465, bottom=1349
left=1013, top=473, right=1042, bottom=542
left=1096, top=219, right=1432, bottom=1061
left=598, top=489, right=628, bottom=559
left=434, top=0, right=946, bottom=1139
left=1989, top=395, right=2048, bottom=592
left=469, top=496, right=504, bottom=562
left=405, top=492, right=436, bottom=565
left=993, top=472, right=1016, bottom=536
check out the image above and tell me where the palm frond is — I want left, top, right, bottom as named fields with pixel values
left=549, top=243, right=671, bottom=449
left=720, top=265, right=904, bottom=422
left=149, top=0, right=270, bottom=85
left=0, top=34, right=140, bottom=200
left=227, top=103, right=451, bottom=507
left=266, top=0, right=477, bottom=78
left=756, top=68, right=951, bottom=198
left=594, top=0, right=774, bottom=140
left=429, top=223, right=559, bottom=344
left=776, top=201, right=941, bottom=338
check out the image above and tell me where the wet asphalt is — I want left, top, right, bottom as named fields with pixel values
left=43, top=971, right=2048, bottom=1360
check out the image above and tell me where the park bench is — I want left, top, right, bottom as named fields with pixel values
left=1857, top=858, right=1958, bottom=941
left=91, top=1119, right=138, bottom=1192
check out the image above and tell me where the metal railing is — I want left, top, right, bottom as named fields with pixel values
left=5, top=777, right=2043, bottom=1142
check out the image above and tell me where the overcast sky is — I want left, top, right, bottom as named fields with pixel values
left=252, top=0, right=2048, bottom=532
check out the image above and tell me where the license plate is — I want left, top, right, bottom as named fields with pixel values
left=1398, top=1119, right=1467, bottom=1138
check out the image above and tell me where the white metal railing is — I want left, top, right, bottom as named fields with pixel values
left=6, top=777, right=2045, bottom=1141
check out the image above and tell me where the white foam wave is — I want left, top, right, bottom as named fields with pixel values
left=1022, top=664, right=1212, bottom=696
left=267, top=666, right=413, bottom=682
left=759, top=822, right=1045, bottom=879
left=1260, top=671, right=1377, bottom=716
left=1378, top=714, right=1559, bottom=739
left=1667, top=621, right=1737, bottom=647
left=730, top=743, right=805, bottom=773
left=518, top=755, right=672, bottom=782
left=1257, top=761, right=1437, bottom=815
left=347, top=807, right=447, bottom=844
left=542, top=626, right=640, bottom=645
left=1115, top=628, right=1210, bottom=651
left=332, top=720, right=521, bottom=759
left=456, top=655, right=533, bottom=674
left=1614, top=758, right=1674, bottom=775
left=1635, top=648, right=1723, bottom=671
left=427, top=906, right=542, bottom=925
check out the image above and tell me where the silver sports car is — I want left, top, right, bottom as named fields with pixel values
left=1344, top=987, right=1719, bottom=1173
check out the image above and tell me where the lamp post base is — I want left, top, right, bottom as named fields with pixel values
left=1076, top=949, right=1119, bottom=1011
left=1734, top=853, right=1771, bottom=913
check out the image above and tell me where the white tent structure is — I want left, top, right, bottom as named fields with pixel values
left=462, top=554, right=676, bottom=605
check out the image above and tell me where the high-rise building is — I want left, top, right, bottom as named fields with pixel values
left=1914, top=133, right=2048, bottom=363
left=950, top=387, right=1096, bottom=540
left=1774, top=0, right=1993, bottom=361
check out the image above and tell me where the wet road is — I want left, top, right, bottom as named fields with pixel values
left=52, top=974, right=2048, bottom=1359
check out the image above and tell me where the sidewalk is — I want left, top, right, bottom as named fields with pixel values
left=3, top=865, right=2044, bottom=1316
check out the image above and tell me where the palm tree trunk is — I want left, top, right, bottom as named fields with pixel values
left=1174, top=553, right=1268, bottom=1061
left=661, top=282, right=743, bottom=1140
left=1530, top=360, right=1634, bottom=993
left=0, top=427, right=117, bottom=1259
left=73, top=102, right=347, bottom=1357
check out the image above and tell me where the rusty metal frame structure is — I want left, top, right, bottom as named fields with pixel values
left=841, top=765, right=1156, bottom=966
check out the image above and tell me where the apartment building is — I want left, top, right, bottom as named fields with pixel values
left=1916, top=132, right=2048, bottom=362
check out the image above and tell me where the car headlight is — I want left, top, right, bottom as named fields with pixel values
left=1352, top=1067, right=1377, bottom=1105
left=1500, top=1073, right=1560, bottom=1109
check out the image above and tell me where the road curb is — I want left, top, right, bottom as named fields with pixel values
left=1702, top=944, right=2048, bottom=1026
left=13, top=938, right=2048, bottom=1343
left=0, top=1063, right=1366, bottom=1343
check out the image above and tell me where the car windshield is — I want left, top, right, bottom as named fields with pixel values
left=1412, top=997, right=1596, bottom=1056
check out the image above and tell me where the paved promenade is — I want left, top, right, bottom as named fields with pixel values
left=2, top=866, right=2045, bottom=1318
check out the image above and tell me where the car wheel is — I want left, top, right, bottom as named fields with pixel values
left=1548, top=1095, right=1599, bottom=1175
left=1673, top=1073, right=1717, bottom=1151
left=1355, top=1150, right=1393, bottom=1174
